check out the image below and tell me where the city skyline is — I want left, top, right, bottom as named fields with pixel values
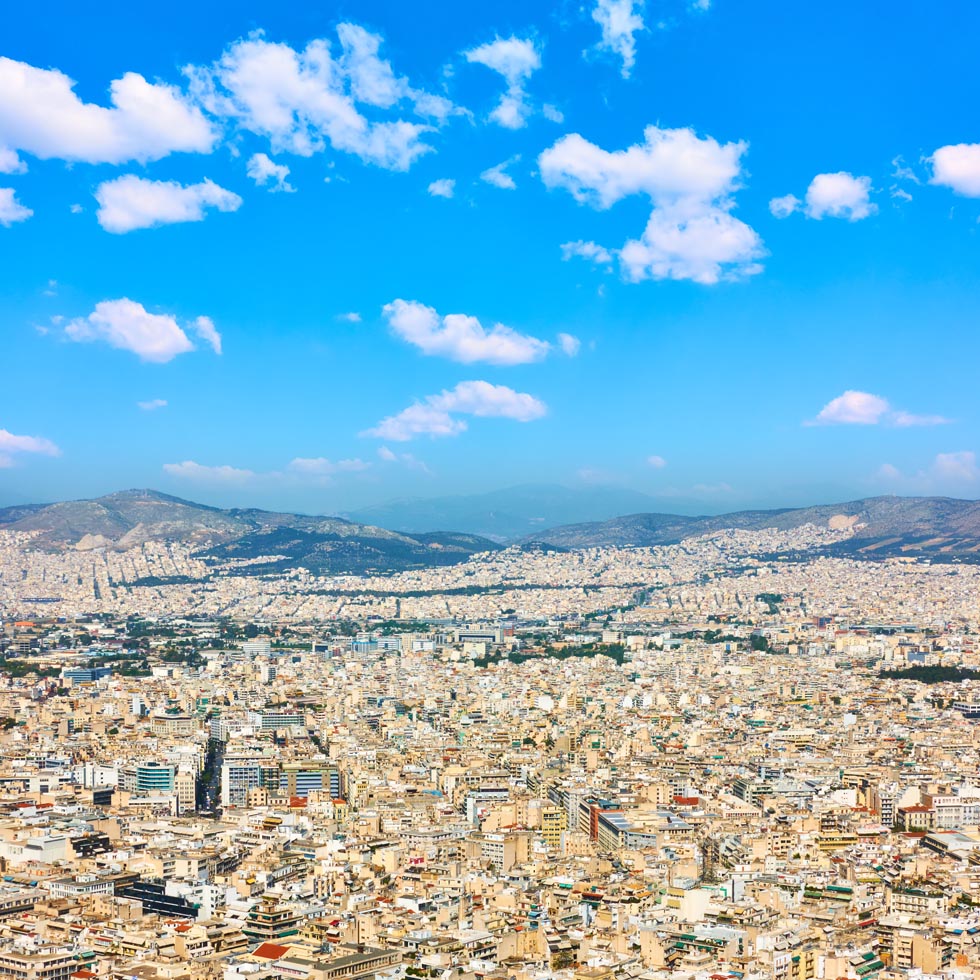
left=3, top=0, right=980, bottom=514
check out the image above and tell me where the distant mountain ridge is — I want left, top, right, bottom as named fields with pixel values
left=521, top=495, right=980, bottom=560
left=2, top=489, right=980, bottom=571
left=0, top=489, right=500, bottom=575
left=344, top=483, right=660, bottom=541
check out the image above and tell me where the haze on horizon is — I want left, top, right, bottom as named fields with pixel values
left=2, top=0, right=979, bottom=515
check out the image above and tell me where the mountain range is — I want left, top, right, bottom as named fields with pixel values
left=2, top=488, right=980, bottom=572
left=0, top=489, right=499, bottom=575
left=344, top=483, right=660, bottom=541
left=522, top=495, right=980, bottom=559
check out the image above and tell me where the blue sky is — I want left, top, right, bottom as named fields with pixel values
left=2, top=0, right=979, bottom=515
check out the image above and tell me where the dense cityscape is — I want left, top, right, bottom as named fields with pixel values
left=4, top=1, right=980, bottom=980
left=2, top=511, right=980, bottom=980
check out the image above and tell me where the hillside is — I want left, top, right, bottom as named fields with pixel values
left=0, top=489, right=499, bottom=575
left=522, top=495, right=980, bottom=559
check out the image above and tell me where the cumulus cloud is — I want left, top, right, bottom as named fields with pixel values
left=137, top=399, right=168, bottom=411
left=164, top=460, right=255, bottom=482
left=804, top=172, right=875, bottom=220
left=427, top=178, right=455, bottom=198
left=930, top=143, right=980, bottom=197
left=246, top=152, right=294, bottom=191
left=464, top=36, right=540, bottom=129
left=95, top=175, right=242, bottom=233
left=0, top=56, right=216, bottom=165
left=337, top=311, right=362, bottom=323
left=647, top=454, right=667, bottom=468
left=591, top=0, right=645, bottom=78
left=807, top=390, right=950, bottom=427
left=0, top=147, right=26, bottom=174
left=186, top=25, right=450, bottom=171
left=561, top=240, right=613, bottom=264
left=557, top=332, right=581, bottom=356
left=768, top=193, right=800, bottom=219
left=364, top=380, right=546, bottom=441
left=63, top=298, right=220, bottom=363
left=0, top=187, right=32, bottom=226
left=0, top=428, right=61, bottom=468
left=480, top=157, right=518, bottom=189
left=539, top=125, right=763, bottom=284
left=336, top=23, right=455, bottom=121
left=384, top=299, right=550, bottom=365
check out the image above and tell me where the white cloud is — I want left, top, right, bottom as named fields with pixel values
left=0, top=187, right=32, bottom=226
left=164, top=455, right=372, bottom=485
left=480, top=157, right=518, bottom=189
left=647, top=454, right=667, bottom=468
left=542, top=104, right=564, bottom=123
left=804, top=172, right=875, bottom=220
left=366, top=402, right=467, bottom=441
left=427, top=178, right=455, bottom=198
left=163, top=460, right=255, bottom=482
left=288, top=456, right=369, bottom=475
left=0, top=147, right=26, bottom=174
left=620, top=205, right=764, bottom=283
left=808, top=390, right=950, bottom=427
left=557, top=332, right=581, bottom=356
left=192, top=315, right=223, bottom=355
left=246, top=151, right=294, bottom=192
left=539, top=125, right=763, bottom=284
left=0, top=56, right=216, bottom=165
left=769, top=193, right=800, bottom=219
left=875, top=452, right=979, bottom=489
left=809, top=390, right=890, bottom=425
left=95, top=175, right=242, bottom=233
left=591, top=0, right=645, bottom=78
left=891, top=154, right=920, bottom=185
left=540, top=126, right=745, bottom=209
left=464, top=36, right=540, bottom=129
left=930, top=143, right=980, bottom=197
left=384, top=298, right=550, bottom=365
left=364, top=380, right=546, bottom=441
left=561, top=240, right=613, bottom=264
left=933, top=451, right=979, bottom=482
left=63, top=298, right=219, bottom=363
left=376, top=445, right=430, bottom=473
left=186, top=27, right=446, bottom=171
left=336, top=23, right=455, bottom=121
left=0, top=428, right=61, bottom=468
left=137, top=399, right=168, bottom=411
left=891, top=410, right=951, bottom=427
left=337, top=311, right=362, bottom=322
